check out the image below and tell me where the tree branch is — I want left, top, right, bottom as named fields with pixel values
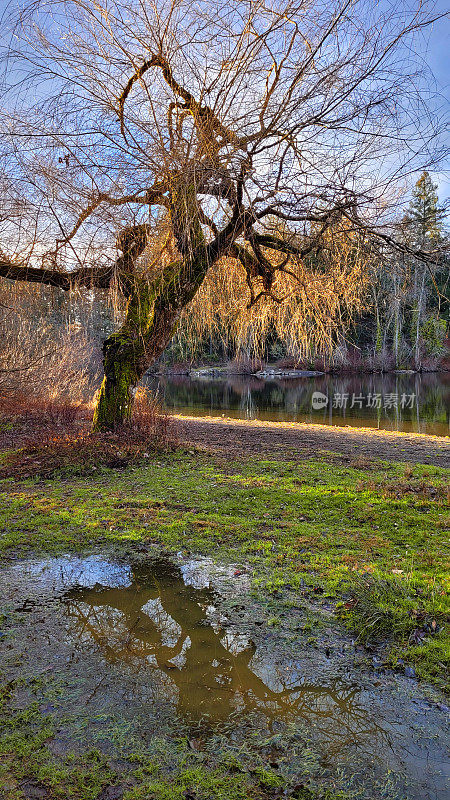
left=0, top=223, right=153, bottom=293
left=118, top=53, right=242, bottom=151
left=0, top=257, right=115, bottom=290
left=54, top=185, right=167, bottom=252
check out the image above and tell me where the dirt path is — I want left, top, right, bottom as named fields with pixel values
left=176, top=414, right=450, bottom=467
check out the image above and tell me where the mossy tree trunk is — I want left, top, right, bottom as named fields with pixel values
left=93, top=183, right=211, bottom=430
left=92, top=280, right=153, bottom=429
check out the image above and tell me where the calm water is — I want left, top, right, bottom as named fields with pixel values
left=144, top=371, right=450, bottom=436
left=3, top=555, right=448, bottom=798
left=62, top=557, right=360, bottom=727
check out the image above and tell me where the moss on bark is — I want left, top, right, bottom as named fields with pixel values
left=93, top=281, right=153, bottom=429
left=93, top=183, right=211, bottom=429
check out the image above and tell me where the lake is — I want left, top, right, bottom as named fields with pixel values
left=144, top=371, right=450, bottom=437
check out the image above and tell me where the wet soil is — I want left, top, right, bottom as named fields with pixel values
left=176, top=415, right=450, bottom=467
left=1, top=553, right=449, bottom=799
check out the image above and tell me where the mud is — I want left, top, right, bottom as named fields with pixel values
left=1, top=553, right=449, bottom=799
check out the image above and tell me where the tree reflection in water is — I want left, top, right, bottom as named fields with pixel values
left=63, top=559, right=390, bottom=756
left=143, top=372, right=450, bottom=436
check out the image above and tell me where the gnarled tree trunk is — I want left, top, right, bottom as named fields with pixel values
left=93, top=184, right=212, bottom=429
left=92, top=279, right=153, bottom=429
left=93, top=253, right=212, bottom=429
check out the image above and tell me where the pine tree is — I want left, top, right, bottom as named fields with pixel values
left=406, top=171, right=443, bottom=249
left=405, top=172, right=447, bottom=366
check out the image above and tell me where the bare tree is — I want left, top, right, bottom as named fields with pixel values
left=0, top=0, right=446, bottom=427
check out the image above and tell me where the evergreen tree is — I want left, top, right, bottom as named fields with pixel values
left=404, top=172, right=447, bottom=366
left=406, top=171, right=443, bottom=249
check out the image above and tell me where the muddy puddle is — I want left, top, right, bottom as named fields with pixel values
left=1, top=554, right=449, bottom=799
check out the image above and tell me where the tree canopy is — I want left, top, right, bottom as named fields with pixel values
left=0, top=0, right=447, bottom=426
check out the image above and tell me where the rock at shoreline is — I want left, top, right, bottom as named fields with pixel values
left=255, top=369, right=324, bottom=378
left=187, top=367, right=325, bottom=379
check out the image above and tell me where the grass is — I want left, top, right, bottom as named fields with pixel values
left=0, top=677, right=358, bottom=800
left=0, top=451, right=448, bottom=689
left=1, top=440, right=448, bottom=800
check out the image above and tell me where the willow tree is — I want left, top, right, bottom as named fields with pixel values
left=0, top=0, right=445, bottom=428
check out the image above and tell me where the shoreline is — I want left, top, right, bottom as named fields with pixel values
left=175, top=413, right=450, bottom=467
left=148, top=365, right=450, bottom=378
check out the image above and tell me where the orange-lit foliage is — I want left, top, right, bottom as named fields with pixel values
left=175, top=221, right=369, bottom=358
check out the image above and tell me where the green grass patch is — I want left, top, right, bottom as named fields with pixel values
left=0, top=452, right=448, bottom=688
left=0, top=676, right=355, bottom=800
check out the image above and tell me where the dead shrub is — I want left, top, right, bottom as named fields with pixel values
left=0, top=319, right=101, bottom=405
left=364, top=349, right=396, bottom=373
left=163, top=360, right=192, bottom=375
left=312, top=355, right=329, bottom=372
left=0, top=392, right=87, bottom=449
left=419, top=356, right=441, bottom=372
left=274, top=355, right=307, bottom=370
left=0, top=388, right=178, bottom=479
left=44, top=400, right=83, bottom=426
left=128, top=387, right=177, bottom=450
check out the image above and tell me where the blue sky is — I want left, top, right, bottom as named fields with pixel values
left=414, top=0, right=449, bottom=200
left=0, top=0, right=448, bottom=200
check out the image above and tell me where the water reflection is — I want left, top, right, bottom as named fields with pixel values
left=143, top=372, right=450, bottom=436
left=4, top=555, right=448, bottom=799
left=63, top=558, right=387, bottom=756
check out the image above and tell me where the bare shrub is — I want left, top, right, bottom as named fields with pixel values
left=364, top=349, right=396, bottom=373
left=0, top=301, right=101, bottom=404
left=158, top=361, right=192, bottom=376
left=129, top=388, right=177, bottom=450
left=0, top=388, right=178, bottom=479
left=331, top=344, right=351, bottom=370
left=311, top=355, right=330, bottom=372
left=274, top=356, right=308, bottom=370
left=42, top=399, right=83, bottom=426
left=419, top=356, right=441, bottom=372
left=0, top=390, right=88, bottom=444
left=439, top=339, right=450, bottom=371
